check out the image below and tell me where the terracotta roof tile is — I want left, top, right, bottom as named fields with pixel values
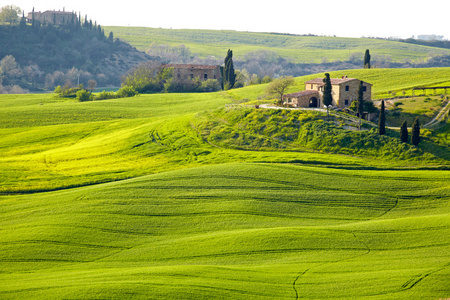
left=161, top=64, right=219, bottom=70
left=284, top=90, right=319, bottom=98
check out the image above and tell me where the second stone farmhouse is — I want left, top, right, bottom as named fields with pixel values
left=283, top=76, right=372, bottom=109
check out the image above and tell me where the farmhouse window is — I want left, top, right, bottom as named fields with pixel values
left=363, top=86, right=367, bottom=92
left=345, top=99, right=349, bottom=105
left=345, top=85, right=349, bottom=91
left=204, top=73, right=208, bottom=79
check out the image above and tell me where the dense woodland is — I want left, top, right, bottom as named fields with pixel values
left=0, top=12, right=151, bottom=93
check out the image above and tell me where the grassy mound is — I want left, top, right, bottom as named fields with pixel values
left=194, top=107, right=442, bottom=162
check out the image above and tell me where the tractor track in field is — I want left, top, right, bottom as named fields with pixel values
left=292, top=231, right=371, bottom=299
left=400, top=263, right=450, bottom=291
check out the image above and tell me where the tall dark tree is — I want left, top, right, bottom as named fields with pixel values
left=378, top=100, right=386, bottom=135
left=322, top=73, right=332, bottom=118
left=20, top=10, right=26, bottom=27
left=400, top=120, right=408, bottom=143
left=364, top=49, right=371, bottom=69
left=357, top=81, right=364, bottom=130
left=223, top=49, right=236, bottom=90
left=411, top=117, right=421, bottom=146
left=31, top=7, right=35, bottom=27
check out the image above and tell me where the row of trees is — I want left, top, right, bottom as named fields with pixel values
left=378, top=100, right=420, bottom=145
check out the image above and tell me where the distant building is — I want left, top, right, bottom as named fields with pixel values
left=283, top=76, right=372, bottom=109
left=27, top=9, right=77, bottom=26
left=160, top=64, right=222, bottom=85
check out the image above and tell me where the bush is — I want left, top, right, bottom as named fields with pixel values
left=164, top=78, right=201, bottom=93
left=199, top=79, right=221, bottom=92
left=116, top=85, right=138, bottom=98
left=95, top=90, right=119, bottom=100
left=76, top=89, right=93, bottom=102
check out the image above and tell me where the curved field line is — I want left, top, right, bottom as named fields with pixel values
left=292, top=231, right=371, bottom=299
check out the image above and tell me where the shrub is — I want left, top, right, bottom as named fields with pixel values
left=76, top=89, right=93, bottom=102
left=95, top=91, right=119, bottom=100
left=199, top=79, right=221, bottom=92
left=164, top=78, right=201, bottom=93
left=116, top=85, right=138, bottom=98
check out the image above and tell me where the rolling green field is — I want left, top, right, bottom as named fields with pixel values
left=1, top=68, right=449, bottom=299
left=104, top=26, right=450, bottom=63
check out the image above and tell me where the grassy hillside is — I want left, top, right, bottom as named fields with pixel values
left=230, top=67, right=450, bottom=100
left=104, top=26, right=450, bottom=63
left=1, top=163, right=449, bottom=299
left=0, top=68, right=449, bottom=298
left=1, top=68, right=449, bottom=194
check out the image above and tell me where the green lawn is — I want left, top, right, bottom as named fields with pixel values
left=0, top=69, right=449, bottom=299
left=104, top=26, right=450, bottom=63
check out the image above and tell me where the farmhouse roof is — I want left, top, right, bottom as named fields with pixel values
left=161, top=64, right=219, bottom=70
left=284, top=90, right=320, bottom=98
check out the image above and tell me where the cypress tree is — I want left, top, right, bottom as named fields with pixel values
left=411, top=117, right=421, bottom=146
left=322, top=73, right=333, bottom=118
left=322, top=73, right=332, bottom=106
left=400, top=120, right=408, bottom=143
left=357, top=81, right=364, bottom=130
left=378, top=99, right=385, bottom=135
left=364, top=49, right=371, bottom=69
left=20, top=10, right=26, bottom=27
left=223, top=49, right=236, bottom=90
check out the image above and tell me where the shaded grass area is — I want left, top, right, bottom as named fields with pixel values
left=1, top=163, right=449, bottom=299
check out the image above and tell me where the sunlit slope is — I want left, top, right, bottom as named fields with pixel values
left=1, top=67, right=450, bottom=193
left=227, top=67, right=450, bottom=100
left=1, top=163, right=449, bottom=299
left=104, top=26, right=450, bottom=63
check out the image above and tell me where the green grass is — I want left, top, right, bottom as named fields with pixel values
left=0, top=69, right=449, bottom=298
left=104, top=27, right=450, bottom=63
left=227, top=67, right=450, bottom=101
left=1, top=163, right=449, bottom=299
left=1, top=68, right=450, bottom=194
left=384, top=96, right=448, bottom=127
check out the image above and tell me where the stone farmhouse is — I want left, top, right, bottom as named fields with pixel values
left=283, top=76, right=372, bottom=109
left=27, top=9, right=77, bottom=26
left=160, top=64, right=222, bottom=85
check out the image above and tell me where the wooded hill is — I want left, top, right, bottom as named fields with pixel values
left=0, top=22, right=151, bottom=92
